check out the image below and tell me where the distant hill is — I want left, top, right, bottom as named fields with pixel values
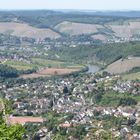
left=0, top=22, right=60, bottom=40
left=55, top=20, right=140, bottom=41
left=77, top=11, right=140, bottom=18
left=1, top=10, right=140, bottom=41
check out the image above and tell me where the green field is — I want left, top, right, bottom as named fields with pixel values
left=122, top=72, right=140, bottom=80
left=4, top=60, right=35, bottom=70
left=4, top=58, right=84, bottom=71
left=31, top=58, right=84, bottom=69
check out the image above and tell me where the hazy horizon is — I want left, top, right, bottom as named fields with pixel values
left=0, top=0, right=140, bottom=11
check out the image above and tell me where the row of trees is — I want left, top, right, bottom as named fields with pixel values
left=119, top=98, right=137, bottom=106
left=0, top=64, right=19, bottom=78
left=0, top=64, right=37, bottom=78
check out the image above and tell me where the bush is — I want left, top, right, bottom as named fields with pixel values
left=0, top=64, right=19, bottom=78
left=119, top=98, right=137, bottom=106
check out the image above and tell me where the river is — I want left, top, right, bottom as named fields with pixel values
left=87, top=64, right=100, bottom=73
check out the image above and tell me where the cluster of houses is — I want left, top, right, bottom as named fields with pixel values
left=107, top=36, right=140, bottom=44
left=112, top=80, right=139, bottom=94
left=0, top=72, right=140, bottom=139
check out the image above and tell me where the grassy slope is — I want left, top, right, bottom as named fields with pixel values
left=105, top=57, right=140, bottom=74
left=122, top=72, right=140, bottom=80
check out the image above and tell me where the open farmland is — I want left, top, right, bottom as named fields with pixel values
left=20, top=68, right=80, bottom=79
left=3, top=58, right=83, bottom=79
left=106, top=57, right=140, bottom=74
left=55, top=21, right=103, bottom=35
left=38, top=68, right=79, bottom=75
left=4, top=60, right=34, bottom=70
left=108, top=21, right=140, bottom=38
left=0, top=22, right=60, bottom=40
left=31, top=58, right=84, bottom=69
left=91, top=34, right=108, bottom=41
left=4, top=58, right=84, bottom=70
left=55, top=20, right=140, bottom=41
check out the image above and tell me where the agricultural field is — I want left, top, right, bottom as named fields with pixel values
left=106, top=57, right=140, bottom=74
left=4, top=58, right=84, bottom=79
left=54, top=20, right=140, bottom=41
left=4, top=58, right=84, bottom=70
left=4, top=60, right=35, bottom=70
left=91, top=34, right=108, bottom=41
left=0, top=22, right=60, bottom=40
left=20, top=67, right=80, bottom=79
left=107, top=21, right=140, bottom=38
left=55, top=21, right=103, bottom=35
left=31, top=58, right=83, bottom=69
left=1, top=20, right=140, bottom=42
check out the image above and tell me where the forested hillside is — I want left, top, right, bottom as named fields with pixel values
left=48, top=42, right=140, bottom=65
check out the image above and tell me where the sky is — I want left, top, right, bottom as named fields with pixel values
left=0, top=0, right=140, bottom=10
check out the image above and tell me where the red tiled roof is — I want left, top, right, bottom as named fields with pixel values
left=59, top=123, right=71, bottom=128
left=8, top=116, right=43, bottom=125
left=136, top=83, right=140, bottom=87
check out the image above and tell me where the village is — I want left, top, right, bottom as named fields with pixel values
left=0, top=69, right=140, bottom=139
left=0, top=37, right=140, bottom=139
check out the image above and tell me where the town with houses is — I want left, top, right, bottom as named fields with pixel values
left=0, top=36, right=140, bottom=139
left=0, top=68, right=140, bottom=139
left=0, top=9, right=140, bottom=140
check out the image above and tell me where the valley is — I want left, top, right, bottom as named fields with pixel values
left=0, top=10, right=140, bottom=140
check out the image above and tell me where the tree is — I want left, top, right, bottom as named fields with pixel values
left=72, top=125, right=87, bottom=139
left=0, top=112, right=25, bottom=140
left=33, top=134, right=40, bottom=140
left=52, top=133, right=67, bottom=140
left=63, top=86, right=69, bottom=94
left=119, top=98, right=137, bottom=106
left=0, top=99, right=25, bottom=140
left=0, top=64, right=19, bottom=78
left=102, top=71, right=110, bottom=77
